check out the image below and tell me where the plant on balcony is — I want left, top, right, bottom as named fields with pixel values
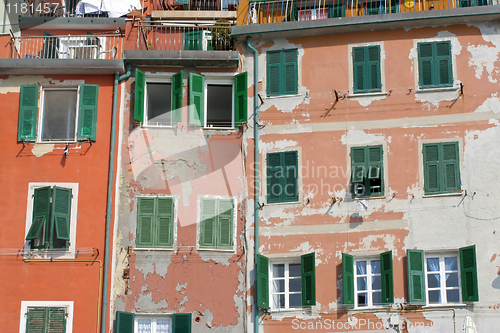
left=211, top=19, right=234, bottom=51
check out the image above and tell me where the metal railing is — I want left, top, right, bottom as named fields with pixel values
left=150, top=0, right=240, bottom=11
left=18, top=0, right=109, bottom=17
left=11, top=34, right=123, bottom=59
left=244, top=0, right=493, bottom=24
left=137, top=21, right=235, bottom=51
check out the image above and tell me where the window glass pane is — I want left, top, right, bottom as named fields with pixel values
left=357, top=293, right=367, bottom=306
left=426, top=258, right=440, bottom=271
left=357, top=277, right=367, bottom=291
left=289, top=264, right=301, bottom=277
left=289, top=278, right=301, bottom=292
left=428, top=290, right=440, bottom=303
left=156, top=319, right=170, bottom=333
left=371, top=260, right=380, bottom=274
left=273, top=294, right=285, bottom=308
left=445, top=257, right=458, bottom=271
left=206, top=84, right=232, bottom=127
left=372, top=276, right=381, bottom=290
left=137, top=319, right=152, bottom=333
left=273, top=279, right=285, bottom=293
left=372, top=291, right=382, bottom=305
left=289, top=293, right=302, bottom=308
left=273, top=264, right=285, bottom=278
left=356, top=261, right=367, bottom=275
left=446, top=289, right=460, bottom=303
left=427, top=273, right=440, bottom=288
left=147, top=82, right=172, bottom=126
left=446, top=273, right=459, bottom=287
left=42, top=89, right=77, bottom=141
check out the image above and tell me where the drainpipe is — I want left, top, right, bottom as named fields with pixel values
left=246, top=37, right=260, bottom=333
left=102, top=62, right=131, bottom=333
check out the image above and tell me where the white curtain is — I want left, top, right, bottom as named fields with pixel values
left=156, top=320, right=170, bottom=333
left=427, top=258, right=441, bottom=302
left=356, top=261, right=367, bottom=289
left=137, top=319, right=152, bottom=333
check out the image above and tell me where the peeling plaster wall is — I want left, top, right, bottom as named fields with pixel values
left=242, top=22, right=500, bottom=333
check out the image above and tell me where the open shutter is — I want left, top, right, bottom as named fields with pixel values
left=351, top=147, right=366, bottom=194
left=116, top=311, right=134, bottom=333
left=367, top=45, right=381, bottom=92
left=137, top=197, right=155, bottom=247
left=284, top=151, right=299, bottom=202
left=189, top=73, right=205, bottom=126
left=267, top=51, right=281, bottom=96
left=436, top=41, right=452, bottom=86
left=78, top=84, right=99, bottom=141
left=18, top=85, right=39, bottom=142
left=460, top=245, right=479, bottom=302
left=380, top=250, right=394, bottom=304
left=342, top=253, right=354, bottom=306
left=200, top=199, right=216, bottom=248
left=42, top=32, right=59, bottom=59
left=26, top=186, right=51, bottom=241
left=48, top=307, right=66, bottom=333
left=442, top=142, right=460, bottom=192
left=283, top=49, right=298, bottom=95
left=26, top=307, right=47, bottom=333
left=423, top=144, right=440, bottom=194
left=52, top=186, right=72, bottom=242
left=173, top=313, right=192, bottom=333
left=418, top=43, right=434, bottom=87
left=368, top=145, right=383, bottom=195
left=267, top=153, right=282, bottom=203
left=353, top=47, right=365, bottom=92
left=156, top=198, right=174, bottom=247
left=234, top=72, right=248, bottom=126
left=217, top=199, right=234, bottom=249
left=301, top=252, right=316, bottom=306
left=407, top=249, right=426, bottom=304
left=134, top=68, right=145, bottom=123
left=172, top=70, right=183, bottom=123
left=257, top=254, right=269, bottom=308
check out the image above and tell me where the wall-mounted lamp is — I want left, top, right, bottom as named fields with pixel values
left=64, top=144, right=69, bottom=158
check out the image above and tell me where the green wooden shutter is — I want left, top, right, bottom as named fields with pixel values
left=368, top=145, right=383, bottom=195
left=267, top=153, right=282, bottom=203
left=217, top=199, right=234, bottom=249
left=460, top=245, right=479, bottom=302
left=116, top=311, right=134, bottom=333
left=351, top=147, right=366, bottom=197
left=48, top=307, right=66, bottom=333
left=184, top=30, right=202, bottom=50
left=52, top=186, right=72, bottom=242
left=436, top=41, right=452, bottom=86
left=234, top=72, right=248, bottom=126
left=156, top=198, right=174, bottom=247
left=267, top=51, right=281, bottom=96
left=301, top=252, right=316, bottom=306
left=380, top=250, right=394, bottom=304
left=257, top=254, right=269, bottom=308
left=42, top=32, right=59, bottom=59
left=77, top=84, right=99, bottom=141
left=283, top=151, right=299, bottom=202
left=423, top=144, right=440, bottom=194
left=418, top=43, right=434, bottom=88
left=172, top=70, right=183, bottom=123
left=26, top=186, right=51, bottom=241
left=407, top=249, right=426, bottom=304
left=367, top=46, right=381, bottom=92
left=353, top=47, right=365, bottom=93
left=137, top=197, right=155, bottom=247
left=173, top=313, right=192, bottom=333
left=442, top=142, right=460, bottom=192
left=283, top=49, right=298, bottom=95
left=26, top=307, right=47, bottom=333
left=189, top=73, right=205, bottom=126
left=342, top=253, right=354, bottom=306
left=18, top=85, right=39, bottom=142
left=134, top=68, right=145, bottom=123
left=200, top=198, right=216, bottom=248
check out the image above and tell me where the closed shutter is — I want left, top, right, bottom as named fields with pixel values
left=407, top=249, right=426, bottom=304
left=26, top=186, right=51, bottom=241
left=351, top=147, right=366, bottom=196
left=134, top=68, right=145, bottom=123
left=418, top=43, right=433, bottom=87
left=283, top=151, right=299, bottom=202
left=267, top=153, right=282, bottom=203
left=436, top=41, right=452, bottom=86
left=172, top=70, right=183, bottom=123
left=137, top=197, right=155, bottom=247
left=257, top=254, right=269, bottom=308
left=116, top=311, right=134, bottom=333
left=52, top=186, right=72, bottom=242
left=283, top=49, right=298, bottom=95
left=217, top=199, right=234, bottom=249
left=18, top=85, right=39, bottom=142
left=380, top=250, right=394, bottom=304
left=156, top=198, right=174, bottom=247
left=267, top=51, right=281, bottom=96
left=367, top=45, right=381, bottom=92
left=26, top=307, right=47, bottom=333
left=460, top=245, right=479, bottom=302
left=47, top=307, right=66, bottom=333
left=353, top=47, right=365, bottom=92
left=77, top=84, right=99, bottom=141
left=442, top=142, right=460, bottom=192
left=184, top=30, right=202, bottom=50
left=423, top=144, right=440, bottom=194
left=200, top=199, right=216, bottom=247
left=342, top=253, right=354, bottom=306
left=173, top=313, right=192, bottom=333
left=301, top=252, right=316, bottom=306
left=368, top=145, right=383, bottom=195
left=189, top=73, right=205, bottom=126
left=234, top=72, right=248, bottom=126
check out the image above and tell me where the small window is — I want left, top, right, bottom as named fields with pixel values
left=352, top=45, right=381, bottom=94
left=136, top=197, right=175, bottom=248
left=266, top=49, right=298, bottom=96
left=423, top=142, right=460, bottom=195
left=135, top=315, right=172, bottom=333
left=266, top=151, right=299, bottom=204
left=20, top=301, right=73, bottom=333
left=350, top=145, right=384, bottom=198
left=18, top=84, right=99, bottom=142
left=418, top=41, right=453, bottom=89
left=116, top=312, right=192, bottom=333
left=199, top=197, right=235, bottom=250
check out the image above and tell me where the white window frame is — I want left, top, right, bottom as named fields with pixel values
left=424, top=252, right=462, bottom=306
left=201, top=74, right=235, bottom=129
left=37, top=86, right=80, bottom=143
left=19, top=301, right=74, bottom=333
left=269, top=258, right=302, bottom=311
left=354, top=257, right=384, bottom=309
left=134, top=314, right=173, bottom=333
left=24, top=183, right=79, bottom=259
left=196, top=195, right=237, bottom=252
left=143, top=74, right=175, bottom=128
left=347, top=41, right=386, bottom=97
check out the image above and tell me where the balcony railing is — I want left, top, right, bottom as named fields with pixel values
left=137, top=21, right=235, bottom=51
left=10, top=34, right=123, bottom=59
left=150, top=0, right=240, bottom=11
left=242, top=0, right=493, bottom=24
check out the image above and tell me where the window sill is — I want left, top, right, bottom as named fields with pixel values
left=422, top=190, right=463, bottom=198
left=423, top=303, right=468, bottom=308
left=23, top=249, right=76, bottom=259
left=347, top=91, right=387, bottom=98
left=133, top=247, right=175, bottom=252
left=415, top=86, right=459, bottom=93
left=142, top=124, right=175, bottom=128
left=203, top=126, right=237, bottom=131
left=269, top=308, right=304, bottom=313
left=266, top=200, right=301, bottom=206
left=197, top=248, right=235, bottom=252
left=266, top=93, right=302, bottom=99
left=351, top=195, right=386, bottom=200
left=351, top=305, right=388, bottom=311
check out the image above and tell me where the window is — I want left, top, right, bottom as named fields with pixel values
left=134, top=69, right=183, bottom=127
left=266, top=49, right=298, bottom=96
left=266, top=151, right=299, bottom=204
left=342, top=252, right=393, bottom=307
left=418, top=41, right=453, bottom=89
left=199, top=197, right=235, bottom=250
left=24, top=184, right=78, bottom=253
left=423, top=142, right=460, bottom=195
left=116, top=312, right=191, bottom=333
left=407, top=246, right=479, bottom=305
left=350, top=145, right=384, bottom=198
left=20, top=301, right=73, bottom=333
left=17, top=84, right=99, bottom=142
left=136, top=197, right=175, bottom=249
left=188, top=72, right=247, bottom=128
left=256, top=253, right=316, bottom=310
left=352, top=45, right=381, bottom=94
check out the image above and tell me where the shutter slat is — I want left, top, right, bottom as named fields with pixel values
left=27, top=307, right=47, bottom=333
left=460, top=245, right=479, bottom=302
left=173, top=313, right=192, bottom=333
left=342, top=253, right=354, bottom=306
left=52, top=187, right=72, bottom=241
left=234, top=72, right=248, bottom=126
left=284, top=151, right=298, bottom=202
left=189, top=73, right=205, bottom=126
left=200, top=199, right=216, bottom=247
left=47, top=307, right=66, bottom=333
left=218, top=199, right=233, bottom=248
left=172, top=70, right=184, bottom=123
left=18, top=85, right=39, bottom=142
left=407, top=249, right=426, bottom=304
left=116, top=311, right=134, bottom=333
left=380, top=250, right=394, bottom=304
left=156, top=198, right=174, bottom=247
left=257, top=254, right=269, bottom=308
left=77, top=84, right=99, bottom=141
left=301, top=252, right=316, bottom=306
left=134, top=69, right=145, bottom=122
left=137, top=198, right=155, bottom=247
